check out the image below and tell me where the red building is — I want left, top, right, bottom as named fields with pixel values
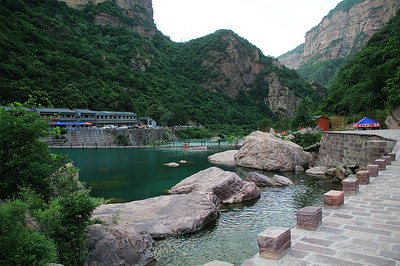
left=315, top=115, right=330, bottom=131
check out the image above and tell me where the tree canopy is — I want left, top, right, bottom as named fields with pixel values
left=0, top=0, right=316, bottom=128
left=0, top=105, right=101, bottom=265
left=323, top=11, right=400, bottom=116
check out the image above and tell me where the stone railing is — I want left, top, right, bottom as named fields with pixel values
left=317, top=131, right=396, bottom=168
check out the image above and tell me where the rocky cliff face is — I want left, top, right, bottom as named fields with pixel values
left=58, top=0, right=155, bottom=36
left=200, top=32, right=263, bottom=99
left=198, top=31, right=308, bottom=116
left=266, top=73, right=299, bottom=116
left=278, top=0, right=400, bottom=69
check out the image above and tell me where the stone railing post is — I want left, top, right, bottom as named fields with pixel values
left=257, top=227, right=291, bottom=260
left=324, top=190, right=344, bottom=208
left=296, top=206, right=322, bottom=231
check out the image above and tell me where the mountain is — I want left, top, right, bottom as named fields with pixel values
left=323, top=11, right=400, bottom=119
left=278, top=0, right=400, bottom=86
left=0, top=0, right=318, bottom=127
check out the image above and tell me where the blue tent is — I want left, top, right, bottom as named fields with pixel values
left=353, top=116, right=381, bottom=129
left=49, top=121, right=86, bottom=126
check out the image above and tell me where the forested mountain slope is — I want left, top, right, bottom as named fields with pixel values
left=278, top=0, right=399, bottom=86
left=323, top=11, right=400, bottom=117
left=0, top=0, right=318, bottom=126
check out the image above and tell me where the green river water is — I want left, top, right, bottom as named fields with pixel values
left=53, top=148, right=339, bottom=265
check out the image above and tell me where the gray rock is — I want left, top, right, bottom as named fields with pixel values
left=208, top=150, right=238, bottom=166
left=334, top=162, right=359, bottom=179
left=234, top=131, right=313, bottom=171
left=246, top=172, right=274, bottom=187
left=295, top=165, right=304, bottom=173
left=273, top=174, right=294, bottom=187
left=325, top=167, right=337, bottom=177
left=306, top=166, right=328, bottom=176
left=246, top=172, right=293, bottom=187
left=85, top=224, right=155, bottom=266
left=335, top=164, right=347, bottom=180
left=92, top=192, right=219, bottom=239
left=385, top=105, right=400, bottom=129
left=170, top=167, right=261, bottom=204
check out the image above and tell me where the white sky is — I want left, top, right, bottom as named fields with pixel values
left=152, top=0, right=343, bottom=57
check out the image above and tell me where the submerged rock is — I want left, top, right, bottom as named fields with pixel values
left=170, top=167, right=261, bottom=204
left=234, top=131, right=313, bottom=171
left=92, top=192, right=219, bottom=239
left=85, top=224, right=155, bottom=266
left=207, top=150, right=238, bottom=166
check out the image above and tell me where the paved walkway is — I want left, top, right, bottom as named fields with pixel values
left=247, top=130, right=400, bottom=266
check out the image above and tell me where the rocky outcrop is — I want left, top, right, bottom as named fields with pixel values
left=266, top=72, right=299, bottom=117
left=234, top=131, right=313, bottom=171
left=85, top=224, right=155, bottom=266
left=277, top=44, right=304, bottom=70
left=198, top=30, right=313, bottom=117
left=207, top=150, right=238, bottom=166
left=92, top=192, right=219, bottom=239
left=58, top=0, right=155, bottom=36
left=170, top=167, right=261, bottom=204
left=278, top=0, right=400, bottom=69
left=385, top=106, right=400, bottom=129
left=246, top=172, right=293, bottom=187
left=58, top=0, right=153, bottom=17
left=201, top=31, right=263, bottom=99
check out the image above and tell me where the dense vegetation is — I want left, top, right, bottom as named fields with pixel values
left=324, top=11, right=400, bottom=116
left=0, top=104, right=101, bottom=265
left=297, top=58, right=347, bottom=87
left=0, top=0, right=316, bottom=130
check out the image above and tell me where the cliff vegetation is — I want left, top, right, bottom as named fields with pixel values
left=323, top=11, right=400, bottom=117
left=0, top=0, right=317, bottom=128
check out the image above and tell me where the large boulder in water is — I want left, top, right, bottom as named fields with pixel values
left=246, top=172, right=293, bottom=187
left=170, top=167, right=261, bottom=204
left=92, top=192, right=219, bottom=239
left=208, top=150, right=238, bottom=166
left=85, top=224, right=155, bottom=266
left=234, top=131, right=313, bottom=171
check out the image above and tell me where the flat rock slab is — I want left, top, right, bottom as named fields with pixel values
left=92, top=192, right=219, bottom=239
left=170, top=167, right=261, bottom=204
left=208, top=150, right=238, bottom=166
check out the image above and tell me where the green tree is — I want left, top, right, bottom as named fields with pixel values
left=0, top=104, right=102, bottom=265
left=291, top=97, right=317, bottom=129
left=0, top=104, right=65, bottom=199
left=37, top=190, right=101, bottom=265
left=0, top=200, right=58, bottom=266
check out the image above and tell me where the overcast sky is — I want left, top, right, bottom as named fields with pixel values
left=152, top=0, right=343, bottom=57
